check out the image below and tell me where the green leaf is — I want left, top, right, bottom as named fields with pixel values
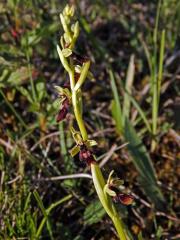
left=128, top=93, right=151, bottom=132
left=17, top=86, right=33, bottom=103
left=0, top=56, right=11, bottom=66
left=124, top=118, right=165, bottom=209
left=59, top=123, right=75, bottom=175
left=109, top=70, right=123, bottom=133
left=7, top=67, right=30, bottom=86
left=28, top=102, right=40, bottom=112
left=36, top=82, right=45, bottom=102
left=83, top=199, right=106, bottom=226
left=33, top=190, right=53, bottom=239
left=33, top=190, right=47, bottom=217
left=21, top=23, right=59, bottom=47
left=34, top=190, right=72, bottom=239
left=122, top=55, right=135, bottom=122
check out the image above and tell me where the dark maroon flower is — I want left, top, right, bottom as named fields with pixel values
left=56, top=98, right=69, bottom=123
left=113, top=193, right=134, bottom=205
left=56, top=107, right=68, bottom=122
left=72, top=52, right=89, bottom=65
left=74, top=72, right=80, bottom=82
left=79, top=145, right=96, bottom=165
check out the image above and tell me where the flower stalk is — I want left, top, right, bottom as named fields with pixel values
left=55, top=5, right=129, bottom=239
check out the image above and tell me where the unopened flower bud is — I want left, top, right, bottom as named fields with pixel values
left=73, top=21, right=79, bottom=38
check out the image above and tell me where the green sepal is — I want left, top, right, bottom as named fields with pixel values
left=63, top=32, right=71, bottom=45
left=107, top=170, right=114, bottom=184
left=63, top=5, right=74, bottom=17
left=107, top=170, right=124, bottom=188
left=60, top=36, right=65, bottom=49
left=74, top=61, right=90, bottom=91
left=62, top=48, right=72, bottom=58
left=86, top=139, right=97, bottom=147
left=57, top=45, right=71, bottom=73
left=73, top=21, right=79, bottom=38
left=104, top=184, right=116, bottom=197
left=112, top=179, right=124, bottom=187
left=70, top=127, right=82, bottom=144
left=54, top=86, right=71, bottom=99
left=69, top=145, right=80, bottom=157
left=75, top=65, right=94, bottom=81
left=54, top=86, right=64, bottom=95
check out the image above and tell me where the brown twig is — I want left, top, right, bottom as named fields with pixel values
left=0, top=138, right=14, bottom=151
left=99, top=142, right=129, bottom=167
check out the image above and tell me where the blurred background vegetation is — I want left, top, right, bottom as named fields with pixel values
left=0, top=0, right=179, bottom=239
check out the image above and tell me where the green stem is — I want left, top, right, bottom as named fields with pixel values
left=91, top=163, right=113, bottom=218
left=91, top=163, right=127, bottom=240
left=112, top=215, right=127, bottom=240
left=72, top=90, right=88, bottom=141
left=70, top=76, right=127, bottom=239
left=151, top=0, right=162, bottom=152
left=58, top=8, right=127, bottom=237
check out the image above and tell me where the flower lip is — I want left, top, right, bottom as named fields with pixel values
left=113, top=193, right=134, bottom=205
left=79, top=144, right=96, bottom=165
left=74, top=72, right=80, bottom=82
left=56, top=98, right=70, bottom=123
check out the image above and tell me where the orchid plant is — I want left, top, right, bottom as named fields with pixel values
left=55, top=5, right=133, bottom=240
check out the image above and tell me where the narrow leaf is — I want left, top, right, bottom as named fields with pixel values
left=83, top=200, right=106, bottom=225
left=109, top=70, right=123, bottom=133
left=124, top=118, right=165, bottom=208
left=123, top=55, right=135, bottom=121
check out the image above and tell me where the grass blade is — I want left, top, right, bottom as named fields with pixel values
left=124, top=118, right=165, bottom=209
left=151, top=0, right=163, bottom=151
left=122, top=54, right=135, bottom=122
left=33, top=190, right=53, bottom=239
left=128, top=93, right=151, bottom=132
left=158, top=30, right=165, bottom=103
left=109, top=69, right=123, bottom=133
left=34, top=190, right=72, bottom=239
left=46, top=194, right=72, bottom=214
